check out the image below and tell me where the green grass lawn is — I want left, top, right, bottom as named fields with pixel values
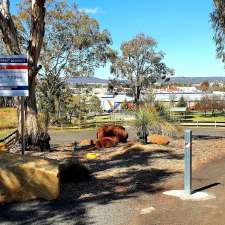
left=184, top=112, right=225, bottom=122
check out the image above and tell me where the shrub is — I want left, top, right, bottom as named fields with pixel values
left=59, top=159, right=91, bottom=183
left=176, top=96, right=187, bottom=107
left=135, top=104, right=178, bottom=137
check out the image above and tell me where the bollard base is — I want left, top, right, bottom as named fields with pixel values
left=163, top=190, right=215, bottom=201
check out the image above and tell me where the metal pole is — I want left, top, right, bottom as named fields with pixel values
left=184, top=129, right=192, bottom=194
left=21, top=96, right=25, bottom=155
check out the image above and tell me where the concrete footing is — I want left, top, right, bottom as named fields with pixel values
left=163, top=190, right=215, bottom=201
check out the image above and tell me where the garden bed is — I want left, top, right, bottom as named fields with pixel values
left=25, top=137, right=225, bottom=181
left=6, top=136, right=225, bottom=203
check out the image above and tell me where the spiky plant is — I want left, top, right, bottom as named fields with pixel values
left=135, top=104, right=178, bottom=140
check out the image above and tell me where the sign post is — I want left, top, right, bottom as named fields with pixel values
left=21, top=96, right=25, bottom=155
left=0, top=55, right=29, bottom=155
left=184, top=129, right=192, bottom=194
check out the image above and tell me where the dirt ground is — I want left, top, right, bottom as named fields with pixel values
left=25, top=135, right=225, bottom=203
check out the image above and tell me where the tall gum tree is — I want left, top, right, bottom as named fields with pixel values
left=110, top=33, right=174, bottom=106
left=0, top=0, right=45, bottom=144
left=211, top=0, right=225, bottom=64
left=0, top=0, right=114, bottom=146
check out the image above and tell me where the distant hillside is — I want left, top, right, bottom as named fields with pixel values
left=67, top=77, right=108, bottom=85
left=170, top=76, right=225, bottom=84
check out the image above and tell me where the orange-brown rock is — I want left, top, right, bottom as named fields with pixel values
left=148, top=135, right=170, bottom=145
left=97, top=125, right=128, bottom=143
left=96, top=136, right=119, bottom=148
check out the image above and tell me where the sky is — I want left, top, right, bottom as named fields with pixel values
left=76, top=0, right=225, bottom=79
left=11, top=0, right=225, bottom=79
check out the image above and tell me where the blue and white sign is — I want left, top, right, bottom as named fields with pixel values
left=0, top=55, right=29, bottom=96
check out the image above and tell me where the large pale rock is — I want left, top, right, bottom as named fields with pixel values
left=0, top=153, right=59, bottom=204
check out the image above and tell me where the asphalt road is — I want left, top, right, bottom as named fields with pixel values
left=136, top=157, right=225, bottom=225
left=189, top=127, right=225, bottom=138
left=49, top=126, right=225, bottom=145
left=49, top=126, right=139, bottom=145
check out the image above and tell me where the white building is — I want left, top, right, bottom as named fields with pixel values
left=100, top=94, right=134, bottom=112
left=154, top=86, right=225, bottom=106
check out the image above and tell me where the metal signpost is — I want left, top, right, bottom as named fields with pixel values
left=184, top=129, right=192, bottom=194
left=0, top=55, right=29, bottom=155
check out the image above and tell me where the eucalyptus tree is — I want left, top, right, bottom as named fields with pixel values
left=0, top=0, right=45, bottom=145
left=0, top=0, right=113, bottom=146
left=34, top=1, right=113, bottom=132
left=211, top=0, right=225, bottom=64
left=110, top=33, right=174, bottom=105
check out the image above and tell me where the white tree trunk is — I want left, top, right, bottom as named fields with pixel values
left=0, top=0, right=46, bottom=146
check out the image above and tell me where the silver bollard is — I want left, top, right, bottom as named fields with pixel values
left=184, top=129, right=192, bottom=194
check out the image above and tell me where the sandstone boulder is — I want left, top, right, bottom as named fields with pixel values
left=0, top=153, right=59, bottom=204
left=148, top=135, right=170, bottom=145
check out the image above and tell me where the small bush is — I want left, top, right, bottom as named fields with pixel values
left=59, top=159, right=91, bottom=183
left=135, top=104, right=179, bottom=138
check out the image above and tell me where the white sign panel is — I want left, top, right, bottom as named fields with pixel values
left=0, top=55, right=29, bottom=96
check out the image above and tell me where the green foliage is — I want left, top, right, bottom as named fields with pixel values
left=143, top=90, right=155, bottom=106
left=37, top=73, right=72, bottom=130
left=88, top=96, right=102, bottom=113
left=195, top=95, right=225, bottom=117
left=15, top=0, right=114, bottom=76
left=176, top=96, right=187, bottom=107
left=12, top=0, right=114, bottom=130
left=111, top=33, right=174, bottom=104
left=66, top=94, right=100, bottom=123
left=135, top=104, right=177, bottom=137
left=211, top=0, right=225, bottom=64
left=154, top=101, right=171, bottom=120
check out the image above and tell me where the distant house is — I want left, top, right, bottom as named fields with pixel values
left=154, top=86, right=225, bottom=107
